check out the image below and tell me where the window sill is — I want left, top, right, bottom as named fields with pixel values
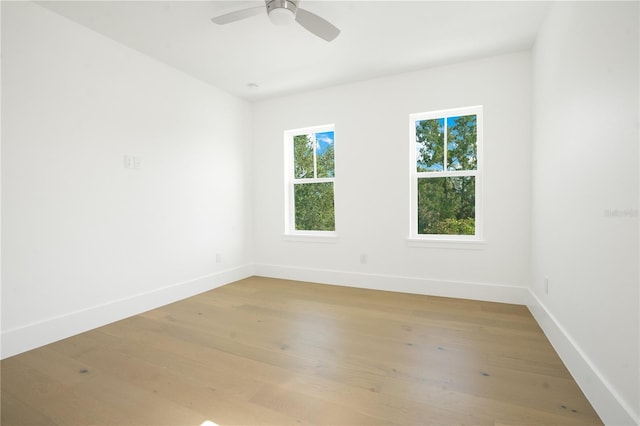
left=283, top=232, right=338, bottom=244
left=407, top=237, right=486, bottom=250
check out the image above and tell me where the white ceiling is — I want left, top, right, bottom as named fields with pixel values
left=38, top=1, right=551, bottom=101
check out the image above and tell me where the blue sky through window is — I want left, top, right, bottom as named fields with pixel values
left=315, top=131, right=334, bottom=155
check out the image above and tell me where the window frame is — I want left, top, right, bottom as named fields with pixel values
left=409, top=106, right=484, bottom=244
left=284, top=124, right=337, bottom=239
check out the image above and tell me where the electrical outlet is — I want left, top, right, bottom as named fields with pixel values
left=124, top=155, right=133, bottom=169
left=360, top=254, right=368, bottom=264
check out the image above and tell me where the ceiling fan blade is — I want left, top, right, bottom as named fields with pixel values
left=211, top=6, right=264, bottom=25
left=295, top=8, right=340, bottom=41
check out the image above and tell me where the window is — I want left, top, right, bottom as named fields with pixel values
left=410, top=106, right=482, bottom=241
left=285, top=125, right=336, bottom=235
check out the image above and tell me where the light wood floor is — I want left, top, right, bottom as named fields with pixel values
left=2, top=276, right=602, bottom=425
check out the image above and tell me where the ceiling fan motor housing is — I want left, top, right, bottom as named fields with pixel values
left=266, top=0, right=299, bottom=25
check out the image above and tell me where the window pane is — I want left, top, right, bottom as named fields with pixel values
left=294, top=182, right=335, bottom=231
left=417, top=176, right=475, bottom=235
left=447, top=115, right=477, bottom=171
left=416, top=118, right=444, bottom=172
left=293, top=134, right=314, bottom=179
left=316, top=131, right=335, bottom=178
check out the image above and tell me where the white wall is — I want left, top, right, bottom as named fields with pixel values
left=0, top=1, right=3, bottom=359
left=530, top=2, right=639, bottom=425
left=253, top=52, right=532, bottom=303
left=1, top=2, right=253, bottom=358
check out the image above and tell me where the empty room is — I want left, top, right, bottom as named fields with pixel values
left=1, top=1, right=638, bottom=425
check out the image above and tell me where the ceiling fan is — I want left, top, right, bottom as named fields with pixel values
left=211, top=0, right=340, bottom=42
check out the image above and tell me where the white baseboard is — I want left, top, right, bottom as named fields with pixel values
left=3, top=262, right=636, bottom=426
left=254, top=263, right=530, bottom=305
left=527, top=291, right=639, bottom=426
left=1, top=264, right=255, bottom=359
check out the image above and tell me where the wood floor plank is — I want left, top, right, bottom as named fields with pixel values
left=0, top=390, right=57, bottom=426
left=62, top=341, right=307, bottom=425
left=2, top=276, right=603, bottom=425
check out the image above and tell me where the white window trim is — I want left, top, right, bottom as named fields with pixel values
left=283, top=232, right=338, bottom=243
left=284, top=124, right=337, bottom=238
left=406, top=237, right=486, bottom=250
left=408, top=105, right=484, bottom=244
